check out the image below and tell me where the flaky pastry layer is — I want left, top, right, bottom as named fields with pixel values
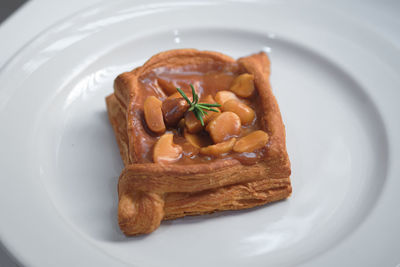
left=106, top=49, right=291, bottom=235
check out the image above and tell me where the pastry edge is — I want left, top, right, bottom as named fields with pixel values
left=105, top=49, right=292, bottom=236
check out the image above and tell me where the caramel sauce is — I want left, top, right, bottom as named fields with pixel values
left=137, top=62, right=266, bottom=165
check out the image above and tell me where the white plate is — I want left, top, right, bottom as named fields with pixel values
left=1, top=1, right=399, bottom=266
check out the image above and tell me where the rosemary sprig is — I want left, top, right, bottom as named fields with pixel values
left=176, top=84, right=221, bottom=126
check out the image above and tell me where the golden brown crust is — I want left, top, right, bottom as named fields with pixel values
left=238, top=53, right=288, bottom=163
left=119, top=161, right=290, bottom=195
left=164, top=182, right=291, bottom=220
left=106, top=49, right=291, bottom=236
left=105, top=94, right=130, bottom=165
left=118, top=191, right=164, bottom=234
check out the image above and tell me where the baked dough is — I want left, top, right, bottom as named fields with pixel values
left=106, top=49, right=291, bottom=235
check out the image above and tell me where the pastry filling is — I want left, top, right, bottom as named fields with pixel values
left=138, top=62, right=269, bottom=165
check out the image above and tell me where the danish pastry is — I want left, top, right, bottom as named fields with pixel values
left=106, top=49, right=291, bottom=235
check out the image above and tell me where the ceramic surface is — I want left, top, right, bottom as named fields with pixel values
left=0, top=1, right=399, bottom=266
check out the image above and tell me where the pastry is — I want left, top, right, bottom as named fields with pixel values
left=106, top=49, right=291, bottom=235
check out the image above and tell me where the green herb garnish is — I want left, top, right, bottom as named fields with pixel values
left=176, top=84, right=221, bottom=126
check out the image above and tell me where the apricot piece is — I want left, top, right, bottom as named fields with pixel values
left=153, top=133, right=182, bottom=163
left=200, top=138, right=236, bottom=156
left=206, top=112, right=241, bottom=143
left=233, top=130, right=269, bottom=153
left=215, top=90, right=240, bottom=105
left=144, top=96, right=166, bottom=134
left=229, top=73, right=255, bottom=98
left=162, top=98, right=189, bottom=127
left=184, top=129, right=213, bottom=148
left=222, top=99, right=255, bottom=125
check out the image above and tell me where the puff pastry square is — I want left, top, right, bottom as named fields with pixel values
left=106, top=49, right=291, bottom=235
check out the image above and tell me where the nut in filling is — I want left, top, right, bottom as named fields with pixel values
left=184, top=129, right=213, bottom=148
left=153, top=133, right=183, bottom=163
left=222, top=99, right=255, bottom=125
left=141, top=70, right=268, bottom=164
left=144, top=96, right=166, bottom=134
left=215, top=90, right=241, bottom=106
left=200, top=138, right=236, bottom=156
left=229, top=73, right=255, bottom=98
left=206, top=111, right=241, bottom=144
left=233, top=130, right=269, bottom=153
left=185, top=94, right=221, bottom=133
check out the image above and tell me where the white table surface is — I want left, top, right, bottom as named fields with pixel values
left=0, top=0, right=398, bottom=266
